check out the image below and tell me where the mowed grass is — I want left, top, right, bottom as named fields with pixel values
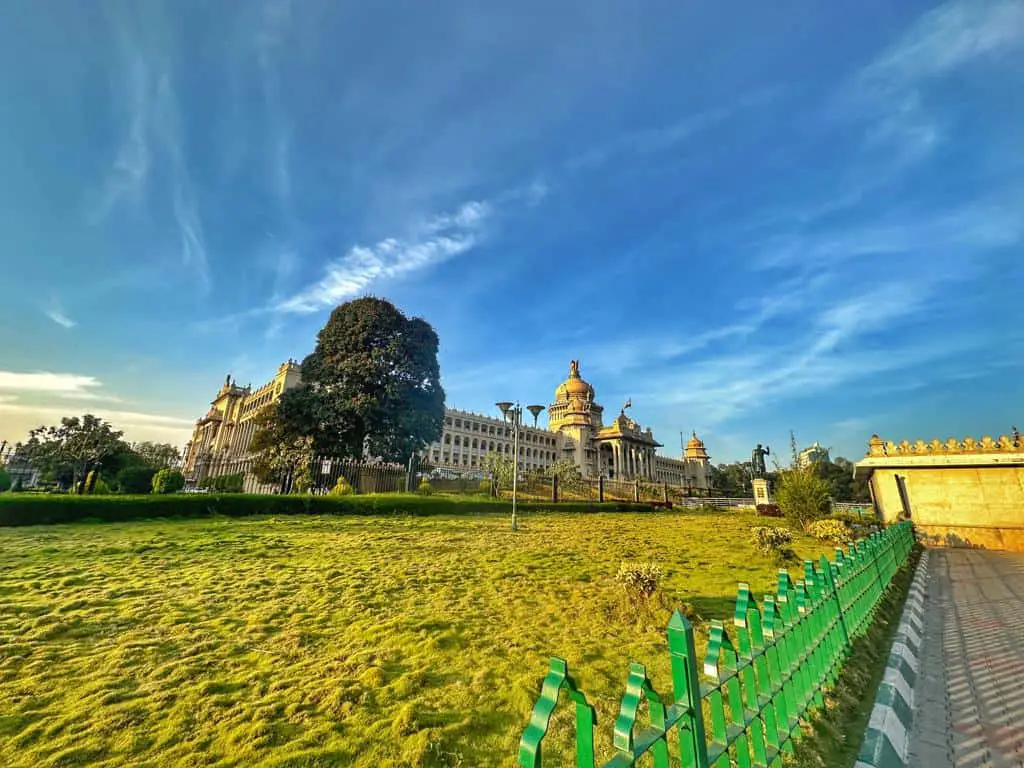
left=0, top=510, right=833, bottom=767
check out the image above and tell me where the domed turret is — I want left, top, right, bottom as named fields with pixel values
left=684, top=431, right=709, bottom=460
left=554, top=359, right=594, bottom=402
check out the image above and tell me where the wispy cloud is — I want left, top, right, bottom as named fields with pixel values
left=848, top=0, right=1024, bottom=171
left=0, top=371, right=104, bottom=398
left=43, top=308, right=76, bottom=329
left=275, top=199, right=492, bottom=314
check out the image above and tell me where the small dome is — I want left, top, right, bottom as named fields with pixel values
left=686, top=431, right=704, bottom=450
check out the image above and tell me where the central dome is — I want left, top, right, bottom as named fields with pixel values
left=555, top=359, right=594, bottom=401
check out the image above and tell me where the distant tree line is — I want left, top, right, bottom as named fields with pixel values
left=709, top=454, right=870, bottom=503
left=4, top=414, right=182, bottom=494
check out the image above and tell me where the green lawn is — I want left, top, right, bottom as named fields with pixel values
left=0, top=510, right=833, bottom=767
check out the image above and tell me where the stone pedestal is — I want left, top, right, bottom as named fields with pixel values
left=752, top=478, right=771, bottom=506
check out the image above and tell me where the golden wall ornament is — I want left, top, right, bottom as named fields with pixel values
left=868, top=433, right=1021, bottom=456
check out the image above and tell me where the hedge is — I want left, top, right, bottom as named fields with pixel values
left=0, top=493, right=656, bottom=527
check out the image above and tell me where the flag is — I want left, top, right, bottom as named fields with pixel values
left=623, top=398, right=632, bottom=410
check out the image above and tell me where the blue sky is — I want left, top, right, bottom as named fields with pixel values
left=1, top=0, right=1022, bottom=462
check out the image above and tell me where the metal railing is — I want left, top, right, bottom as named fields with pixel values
left=517, top=521, right=914, bottom=767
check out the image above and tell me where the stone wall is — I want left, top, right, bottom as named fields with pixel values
left=857, top=432, right=1024, bottom=551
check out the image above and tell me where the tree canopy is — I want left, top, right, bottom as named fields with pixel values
left=280, top=297, right=445, bottom=462
left=132, top=442, right=182, bottom=469
left=20, top=415, right=127, bottom=493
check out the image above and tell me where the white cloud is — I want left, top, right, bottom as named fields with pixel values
left=849, top=0, right=1024, bottom=169
left=44, top=309, right=76, bottom=329
left=0, top=402, right=193, bottom=446
left=0, top=371, right=103, bottom=396
left=276, top=199, right=492, bottom=314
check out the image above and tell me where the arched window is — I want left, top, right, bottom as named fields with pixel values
left=444, top=434, right=451, bottom=444
left=454, top=436, right=461, bottom=446
left=472, top=438, right=478, bottom=449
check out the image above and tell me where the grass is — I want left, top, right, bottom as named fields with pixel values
left=0, top=510, right=835, bottom=767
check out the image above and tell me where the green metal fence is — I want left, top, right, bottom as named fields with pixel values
left=518, top=521, right=914, bottom=767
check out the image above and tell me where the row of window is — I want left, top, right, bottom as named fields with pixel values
left=443, top=417, right=557, bottom=446
left=434, top=441, right=556, bottom=460
left=429, top=450, right=552, bottom=469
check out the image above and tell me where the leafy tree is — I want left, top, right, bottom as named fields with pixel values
left=250, top=407, right=314, bottom=493
left=115, top=466, right=157, bottom=494
left=773, top=431, right=831, bottom=530
left=544, top=458, right=585, bottom=493
left=133, top=442, right=182, bottom=469
left=482, top=452, right=515, bottom=489
left=709, top=462, right=754, bottom=496
left=281, top=297, right=445, bottom=462
left=21, top=415, right=126, bottom=494
left=0, top=469, right=11, bottom=493
left=152, top=468, right=186, bottom=494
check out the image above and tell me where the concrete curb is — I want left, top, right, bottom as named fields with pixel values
left=855, top=549, right=930, bottom=768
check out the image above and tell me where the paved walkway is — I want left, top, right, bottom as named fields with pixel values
left=910, top=549, right=1024, bottom=768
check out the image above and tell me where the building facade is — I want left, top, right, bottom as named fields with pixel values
left=181, top=360, right=302, bottom=480
left=182, top=358, right=712, bottom=491
left=797, top=441, right=831, bottom=468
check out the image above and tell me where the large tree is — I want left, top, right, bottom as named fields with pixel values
left=21, top=415, right=127, bottom=494
left=133, top=442, right=182, bottom=469
left=281, top=297, right=445, bottom=462
left=249, top=406, right=315, bottom=493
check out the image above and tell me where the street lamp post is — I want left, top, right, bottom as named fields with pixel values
left=496, top=401, right=545, bottom=532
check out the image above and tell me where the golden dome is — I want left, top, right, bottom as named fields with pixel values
left=686, top=432, right=704, bottom=450
left=555, top=359, right=594, bottom=401
left=684, top=431, right=709, bottom=460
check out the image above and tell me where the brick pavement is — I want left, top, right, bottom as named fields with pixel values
left=909, top=549, right=1024, bottom=768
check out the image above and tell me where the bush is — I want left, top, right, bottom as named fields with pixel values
left=327, top=477, right=355, bottom=497
left=204, top=474, right=244, bottom=493
left=755, top=503, right=783, bottom=517
left=751, top=526, right=794, bottom=557
left=0, top=493, right=655, bottom=527
left=478, top=479, right=494, bottom=496
left=614, top=561, right=663, bottom=605
left=152, top=469, right=186, bottom=495
left=416, top=479, right=434, bottom=496
left=116, top=466, right=156, bottom=494
left=774, top=464, right=831, bottom=530
left=0, top=469, right=11, bottom=493
left=807, top=518, right=853, bottom=544
left=90, top=478, right=112, bottom=495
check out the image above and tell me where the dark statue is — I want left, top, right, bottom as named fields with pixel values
left=751, top=444, right=770, bottom=478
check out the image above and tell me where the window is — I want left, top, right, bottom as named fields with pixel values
left=455, top=419, right=462, bottom=428
left=489, top=425, right=495, bottom=435
left=445, top=417, right=453, bottom=426
left=472, top=422, right=479, bottom=431
left=444, top=434, right=451, bottom=444
left=472, top=439, right=478, bottom=449
left=454, top=436, right=461, bottom=446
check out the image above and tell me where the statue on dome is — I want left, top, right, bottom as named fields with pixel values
left=569, top=359, right=580, bottom=378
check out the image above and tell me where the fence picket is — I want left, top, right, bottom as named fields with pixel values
left=517, top=521, right=914, bottom=766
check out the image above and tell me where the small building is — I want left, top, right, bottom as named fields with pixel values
left=797, top=441, right=830, bottom=468
left=854, top=433, right=1024, bottom=551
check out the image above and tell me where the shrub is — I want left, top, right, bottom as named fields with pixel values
left=416, top=479, right=434, bottom=496
left=478, top=479, right=493, bottom=496
left=152, top=469, right=186, bottom=495
left=750, top=526, right=794, bottom=557
left=205, top=474, right=244, bottom=493
left=615, top=561, right=663, bottom=605
left=807, top=518, right=853, bottom=544
left=328, top=477, right=355, bottom=497
left=116, top=466, right=156, bottom=494
left=755, top=503, right=783, bottom=517
left=0, top=469, right=11, bottom=493
left=90, top=478, right=112, bottom=495
left=774, top=464, right=831, bottom=530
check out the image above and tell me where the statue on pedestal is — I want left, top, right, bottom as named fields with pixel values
left=751, top=444, right=770, bottom=478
